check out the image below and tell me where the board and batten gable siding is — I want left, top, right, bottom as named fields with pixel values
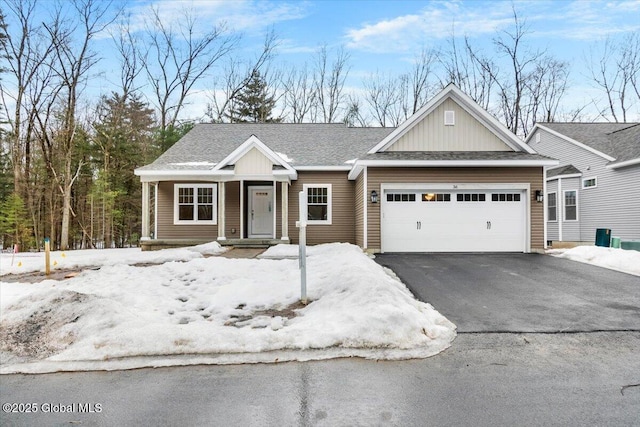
left=287, top=171, right=356, bottom=245
left=365, top=167, right=545, bottom=252
left=387, top=98, right=512, bottom=152
left=157, top=181, right=218, bottom=239
left=234, top=147, right=273, bottom=175
left=533, top=128, right=640, bottom=240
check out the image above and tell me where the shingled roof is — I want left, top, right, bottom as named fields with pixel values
left=539, top=122, right=640, bottom=166
left=137, top=123, right=395, bottom=171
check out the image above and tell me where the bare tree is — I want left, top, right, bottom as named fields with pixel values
left=312, top=45, right=350, bottom=123
left=0, top=0, right=56, bottom=196
left=525, top=56, right=569, bottom=125
left=490, top=8, right=546, bottom=136
left=142, top=5, right=237, bottom=139
left=440, top=34, right=495, bottom=110
left=41, top=0, right=117, bottom=250
left=363, top=71, right=400, bottom=126
left=587, top=33, right=640, bottom=122
left=111, top=16, right=144, bottom=101
left=343, top=94, right=368, bottom=127
left=406, top=47, right=437, bottom=115
left=281, top=63, right=315, bottom=123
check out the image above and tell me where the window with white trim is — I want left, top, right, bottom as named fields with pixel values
left=582, top=177, right=597, bottom=189
left=564, top=190, right=577, bottom=221
left=174, top=184, right=217, bottom=224
left=304, top=184, right=332, bottom=224
left=547, top=192, right=557, bottom=222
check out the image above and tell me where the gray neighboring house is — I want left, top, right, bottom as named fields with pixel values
left=526, top=123, right=640, bottom=245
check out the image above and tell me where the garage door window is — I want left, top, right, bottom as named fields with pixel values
left=422, top=193, right=451, bottom=202
left=491, top=193, right=521, bottom=202
left=387, top=193, right=416, bottom=202
left=457, top=193, right=486, bottom=202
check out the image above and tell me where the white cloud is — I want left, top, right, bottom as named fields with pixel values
left=343, top=0, right=640, bottom=53
left=344, top=3, right=515, bottom=53
left=123, top=0, right=309, bottom=36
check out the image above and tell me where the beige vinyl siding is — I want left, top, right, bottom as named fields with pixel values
left=288, top=171, right=355, bottom=245
left=157, top=181, right=218, bottom=239
left=387, top=98, right=512, bottom=152
left=366, top=167, right=544, bottom=251
left=225, top=181, right=241, bottom=238
left=355, top=172, right=364, bottom=247
left=234, top=147, right=273, bottom=175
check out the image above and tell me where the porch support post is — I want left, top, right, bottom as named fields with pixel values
left=217, top=182, right=226, bottom=241
left=281, top=181, right=289, bottom=241
left=141, top=181, right=151, bottom=241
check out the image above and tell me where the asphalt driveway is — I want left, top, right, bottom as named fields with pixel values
left=375, top=253, right=640, bottom=333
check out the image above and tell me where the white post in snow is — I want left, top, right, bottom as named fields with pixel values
left=297, top=190, right=308, bottom=304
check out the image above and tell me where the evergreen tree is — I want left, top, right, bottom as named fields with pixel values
left=91, top=92, right=156, bottom=247
left=0, top=192, right=33, bottom=250
left=227, top=70, right=281, bottom=123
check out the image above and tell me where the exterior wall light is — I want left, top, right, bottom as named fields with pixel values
left=370, top=190, right=378, bottom=204
left=535, top=190, right=544, bottom=203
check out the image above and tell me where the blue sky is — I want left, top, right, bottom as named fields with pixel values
left=5, top=0, right=640, bottom=121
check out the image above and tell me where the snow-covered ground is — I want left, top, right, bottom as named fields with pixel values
left=0, top=242, right=227, bottom=276
left=0, top=243, right=456, bottom=374
left=548, top=246, right=640, bottom=276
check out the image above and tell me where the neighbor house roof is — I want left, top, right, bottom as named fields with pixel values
left=536, top=122, right=640, bottom=168
left=136, top=123, right=394, bottom=172
left=546, top=164, right=582, bottom=178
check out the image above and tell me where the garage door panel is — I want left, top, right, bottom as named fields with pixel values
left=381, top=188, right=526, bottom=253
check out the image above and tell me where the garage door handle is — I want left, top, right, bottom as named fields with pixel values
left=487, top=221, right=491, bottom=230
left=417, top=221, right=421, bottom=230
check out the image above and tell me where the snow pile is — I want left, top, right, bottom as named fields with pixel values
left=258, top=243, right=354, bottom=259
left=550, top=245, right=640, bottom=276
left=0, top=242, right=226, bottom=276
left=0, top=243, right=456, bottom=373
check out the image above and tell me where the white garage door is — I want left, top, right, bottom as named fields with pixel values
left=381, top=188, right=527, bottom=252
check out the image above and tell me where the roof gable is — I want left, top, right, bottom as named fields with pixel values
left=212, top=135, right=297, bottom=178
left=368, top=84, right=534, bottom=154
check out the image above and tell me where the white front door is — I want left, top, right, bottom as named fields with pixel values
left=248, top=186, right=274, bottom=238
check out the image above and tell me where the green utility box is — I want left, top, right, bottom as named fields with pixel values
left=595, top=228, right=611, bottom=247
left=620, top=240, right=640, bottom=251
left=611, top=237, right=621, bottom=248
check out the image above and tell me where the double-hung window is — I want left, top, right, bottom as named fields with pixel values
left=174, top=184, right=217, bottom=224
left=547, top=192, right=557, bottom=222
left=564, top=190, right=577, bottom=221
left=304, top=184, right=332, bottom=224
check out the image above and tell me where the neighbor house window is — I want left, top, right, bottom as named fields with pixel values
left=174, top=184, right=217, bottom=224
left=582, top=177, right=597, bottom=189
left=304, top=184, right=332, bottom=224
left=547, top=192, right=557, bottom=222
left=564, top=190, right=577, bottom=221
